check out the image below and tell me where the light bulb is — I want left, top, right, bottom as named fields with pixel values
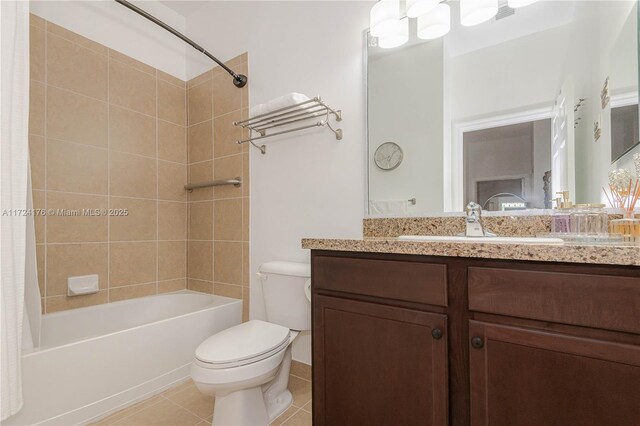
left=417, top=3, right=450, bottom=40
left=370, top=0, right=401, bottom=37
left=460, top=0, right=499, bottom=26
left=378, top=18, right=409, bottom=48
left=406, top=0, right=440, bottom=19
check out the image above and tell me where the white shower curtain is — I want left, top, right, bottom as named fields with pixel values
left=0, top=0, right=30, bottom=420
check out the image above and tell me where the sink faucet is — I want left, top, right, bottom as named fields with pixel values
left=460, top=202, right=496, bottom=237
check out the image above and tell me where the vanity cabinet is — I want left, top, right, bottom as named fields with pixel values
left=310, top=251, right=640, bottom=426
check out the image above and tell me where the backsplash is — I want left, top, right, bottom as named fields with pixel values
left=30, top=14, right=188, bottom=313
left=185, top=55, right=250, bottom=322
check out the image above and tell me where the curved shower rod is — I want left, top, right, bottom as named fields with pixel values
left=114, top=0, right=248, bottom=88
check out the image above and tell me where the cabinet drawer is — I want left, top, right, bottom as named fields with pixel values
left=312, top=256, right=447, bottom=306
left=468, top=267, right=640, bottom=334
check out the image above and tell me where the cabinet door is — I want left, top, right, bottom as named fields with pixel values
left=313, top=295, right=448, bottom=426
left=469, top=321, right=640, bottom=426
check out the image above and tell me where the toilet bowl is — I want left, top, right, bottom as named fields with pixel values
left=191, top=261, right=311, bottom=426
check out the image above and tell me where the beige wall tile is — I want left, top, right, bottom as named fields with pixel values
left=47, top=139, right=108, bottom=194
left=158, top=121, right=187, bottom=164
left=188, top=120, right=213, bottom=163
left=158, top=70, right=186, bottom=88
left=159, top=160, right=187, bottom=202
left=46, top=290, right=108, bottom=313
left=47, top=33, right=108, bottom=100
left=30, top=25, right=45, bottom=82
left=158, top=241, right=186, bottom=281
left=214, top=282, right=242, bottom=299
left=214, top=198, right=242, bottom=241
left=33, top=190, right=45, bottom=244
left=46, top=243, right=108, bottom=296
left=188, top=201, right=213, bottom=241
left=30, top=14, right=45, bottom=29
left=109, top=283, right=156, bottom=302
left=187, top=279, right=213, bottom=294
left=242, top=152, right=250, bottom=197
left=213, top=110, right=242, bottom=157
left=46, top=192, right=108, bottom=243
left=212, top=71, right=241, bottom=118
left=214, top=241, right=242, bottom=285
left=242, top=242, right=249, bottom=286
left=109, top=197, right=157, bottom=241
left=110, top=242, right=157, bottom=287
left=110, top=151, right=157, bottom=199
left=188, top=80, right=212, bottom=125
left=47, top=86, right=108, bottom=147
left=109, top=106, right=157, bottom=158
left=213, top=155, right=242, bottom=199
left=46, top=21, right=107, bottom=55
left=158, top=80, right=186, bottom=125
left=187, top=70, right=211, bottom=89
left=187, top=240, right=212, bottom=281
left=29, top=81, right=45, bottom=136
left=242, top=197, right=249, bottom=242
left=241, top=108, right=250, bottom=152
left=158, top=201, right=187, bottom=240
left=158, top=278, right=186, bottom=293
left=36, top=244, right=45, bottom=296
left=109, top=59, right=156, bottom=116
left=109, top=49, right=156, bottom=75
left=188, top=161, right=213, bottom=201
left=29, top=135, right=45, bottom=190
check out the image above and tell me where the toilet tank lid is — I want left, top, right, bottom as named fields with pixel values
left=259, top=261, right=310, bottom=277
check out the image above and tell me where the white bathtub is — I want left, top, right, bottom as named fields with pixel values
left=4, top=291, right=241, bottom=426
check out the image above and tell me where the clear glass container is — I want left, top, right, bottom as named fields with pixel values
left=551, top=209, right=573, bottom=234
left=609, top=211, right=640, bottom=245
left=570, top=204, right=608, bottom=236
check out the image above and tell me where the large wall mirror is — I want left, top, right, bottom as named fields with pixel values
left=366, top=0, right=639, bottom=215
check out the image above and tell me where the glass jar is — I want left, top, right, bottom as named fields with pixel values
left=551, top=209, right=573, bottom=234
left=570, top=204, right=608, bottom=236
left=609, top=211, right=640, bottom=245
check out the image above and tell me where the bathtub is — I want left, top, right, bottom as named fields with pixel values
left=4, top=291, right=241, bottom=426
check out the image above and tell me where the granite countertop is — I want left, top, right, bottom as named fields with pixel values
left=301, top=237, right=640, bottom=267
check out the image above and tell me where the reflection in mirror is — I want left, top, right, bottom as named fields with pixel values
left=366, top=0, right=639, bottom=216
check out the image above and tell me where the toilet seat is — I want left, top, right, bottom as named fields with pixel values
left=195, top=320, right=291, bottom=369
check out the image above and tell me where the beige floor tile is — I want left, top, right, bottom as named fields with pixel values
left=270, top=406, right=299, bottom=426
left=300, top=401, right=312, bottom=413
left=165, top=383, right=215, bottom=419
left=90, top=395, right=164, bottom=425
left=282, top=409, right=312, bottom=426
left=290, top=361, right=312, bottom=381
left=288, top=376, right=312, bottom=408
left=110, top=397, right=200, bottom=426
left=162, top=380, right=196, bottom=398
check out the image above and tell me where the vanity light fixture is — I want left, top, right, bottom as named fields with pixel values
left=507, top=0, right=538, bottom=8
left=370, top=0, right=402, bottom=37
left=378, top=17, right=410, bottom=48
left=406, top=0, right=440, bottom=18
left=417, top=3, right=451, bottom=39
left=460, top=0, right=499, bottom=26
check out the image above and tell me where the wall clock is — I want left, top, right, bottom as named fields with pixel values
left=374, top=142, right=403, bottom=171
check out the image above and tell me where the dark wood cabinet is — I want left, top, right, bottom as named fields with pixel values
left=313, top=295, right=448, bottom=426
left=311, top=250, right=640, bottom=425
left=469, top=321, right=640, bottom=426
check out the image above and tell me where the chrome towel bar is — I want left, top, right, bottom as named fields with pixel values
left=184, top=177, right=241, bottom=192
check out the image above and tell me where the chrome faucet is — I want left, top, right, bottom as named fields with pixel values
left=460, top=202, right=496, bottom=237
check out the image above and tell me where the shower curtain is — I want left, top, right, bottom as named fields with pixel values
left=0, top=0, right=30, bottom=420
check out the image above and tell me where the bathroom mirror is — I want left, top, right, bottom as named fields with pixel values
left=366, top=0, right=639, bottom=216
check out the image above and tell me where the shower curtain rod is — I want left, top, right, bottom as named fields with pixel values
left=114, top=0, right=247, bottom=88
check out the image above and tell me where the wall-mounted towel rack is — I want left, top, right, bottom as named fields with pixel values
left=184, top=177, right=241, bottom=192
left=408, top=198, right=417, bottom=206
left=234, top=96, right=342, bottom=154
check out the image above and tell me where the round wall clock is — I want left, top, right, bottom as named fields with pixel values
left=374, top=142, right=403, bottom=171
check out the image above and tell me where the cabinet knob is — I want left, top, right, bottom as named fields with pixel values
left=471, top=336, right=484, bottom=349
left=431, top=328, right=443, bottom=340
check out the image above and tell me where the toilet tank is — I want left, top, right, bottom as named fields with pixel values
left=258, top=261, right=311, bottom=331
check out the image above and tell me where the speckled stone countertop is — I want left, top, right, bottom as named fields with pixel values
left=301, top=238, right=640, bottom=266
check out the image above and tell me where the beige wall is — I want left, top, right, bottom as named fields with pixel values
left=185, top=56, right=250, bottom=323
left=29, top=14, right=188, bottom=313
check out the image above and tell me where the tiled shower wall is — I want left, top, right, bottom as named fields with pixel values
left=185, top=56, right=251, bottom=322
left=28, top=14, right=188, bottom=313
left=28, top=14, right=249, bottom=316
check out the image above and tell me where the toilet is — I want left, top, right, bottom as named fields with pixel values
left=191, top=261, right=311, bottom=426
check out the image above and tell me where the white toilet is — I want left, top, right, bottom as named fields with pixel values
left=191, top=261, right=311, bottom=426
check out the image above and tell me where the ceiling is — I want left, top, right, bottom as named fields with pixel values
left=159, top=1, right=207, bottom=18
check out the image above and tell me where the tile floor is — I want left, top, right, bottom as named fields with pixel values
left=91, top=361, right=312, bottom=426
